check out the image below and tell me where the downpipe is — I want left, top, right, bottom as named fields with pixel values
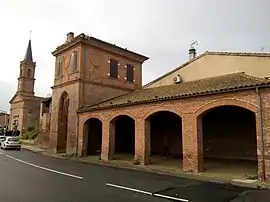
left=75, top=113, right=79, bottom=156
left=256, top=87, right=266, bottom=181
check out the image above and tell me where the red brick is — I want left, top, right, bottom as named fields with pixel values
left=79, top=89, right=270, bottom=181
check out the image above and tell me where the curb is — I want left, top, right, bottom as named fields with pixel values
left=21, top=145, right=260, bottom=189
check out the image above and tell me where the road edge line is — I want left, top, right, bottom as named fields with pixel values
left=4, top=154, right=83, bottom=180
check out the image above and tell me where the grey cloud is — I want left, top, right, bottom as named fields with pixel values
left=0, top=0, right=269, bottom=103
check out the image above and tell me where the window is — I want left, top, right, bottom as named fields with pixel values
left=27, top=69, right=31, bottom=77
left=126, top=64, right=134, bottom=82
left=109, top=59, right=118, bottom=78
left=56, top=58, right=63, bottom=77
left=71, top=51, right=78, bottom=72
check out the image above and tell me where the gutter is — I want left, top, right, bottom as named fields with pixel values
left=256, top=87, right=266, bottom=181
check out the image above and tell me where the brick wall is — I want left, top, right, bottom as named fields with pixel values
left=82, top=83, right=129, bottom=106
left=0, top=114, right=9, bottom=127
left=24, top=99, right=41, bottom=133
left=48, top=36, right=147, bottom=155
left=9, top=102, right=24, bottom=132
left=82, top=45, right=142, bottom=90
left=49, top=82, right=80, bottom=154
left=78, top=88, right=270, bottom=178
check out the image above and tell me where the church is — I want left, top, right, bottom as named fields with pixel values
left=9, top=39, right=45, bottom=133
left=9, top=32, right=270, bottom=182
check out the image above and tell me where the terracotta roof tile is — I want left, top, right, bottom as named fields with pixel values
left=77, top=73, right=270, bottom=113
left=52, top=33, right=149, bottom=61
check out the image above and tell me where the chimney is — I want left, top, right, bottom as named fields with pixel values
left=189, top=47, right=196, bottom=60
left=66, top=32, right=74, bottom=43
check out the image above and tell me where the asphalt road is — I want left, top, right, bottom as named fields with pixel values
left=0, top=149, right=267, bottom=202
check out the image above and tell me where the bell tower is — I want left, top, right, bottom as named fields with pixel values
left=17, top=39, right=36, bottom=97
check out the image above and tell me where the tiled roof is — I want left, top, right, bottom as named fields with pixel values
left=52, top=33, right=149, bottom=61
left=77, top=72, right=270, bottom=113
left=40, top=97, right=52, bottom=103
left=143, top=51, right=270, bottom=88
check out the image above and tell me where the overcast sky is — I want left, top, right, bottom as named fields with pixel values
left=0, top=0, right=269, bottom=112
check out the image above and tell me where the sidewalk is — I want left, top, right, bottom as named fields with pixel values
left=22, top=144, right=45, bottom=153
left=21, top=143, right=268, bottom=189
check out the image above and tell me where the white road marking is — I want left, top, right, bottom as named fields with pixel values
left=4, top=154, right=83, bottom=180
left=154, top=193, right=189, bottom=202
left=0, top=151, right=3, bottom=155
left=106, top=183, right=189, bottom=202
left=106, top=183, right=152, bottom=195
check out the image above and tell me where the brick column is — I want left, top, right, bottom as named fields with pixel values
left=134, top=118, right=150, bottom=165
left=260, top=103, right=270, bottom=181
left=101, top=120, right=115, bottom=161
left=77, top=120, right=85, bottom=156
left=182, top=114, right=203, bottom=173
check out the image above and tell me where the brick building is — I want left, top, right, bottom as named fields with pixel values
left=22, top=32, right=270, bottom=181
left=0, top=111, right=9, bottom=127
left=9, top=40, right=45, bottom=134
left=45, top=32, right=148, bottom=154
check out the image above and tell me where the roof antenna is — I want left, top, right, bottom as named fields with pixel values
left=30, top=30, right=32, bottom=40
left=260, top=45, right=270, bottom=52
left=189, top=40, right=198, bottom=60
left=190, top=40, right=198, bottom=49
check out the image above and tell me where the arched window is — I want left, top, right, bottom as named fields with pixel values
left=27, top=69, right=31, bottom=77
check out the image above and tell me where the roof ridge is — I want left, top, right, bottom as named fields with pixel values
left=207, top=51, right=270, bottom=57
left=142, top=51, right=209, bottom=88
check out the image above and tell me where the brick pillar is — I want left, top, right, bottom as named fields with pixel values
left=77, top=120, right=85, bottom=156
left=101, top=120, right=115, bottom=161
left=260, top=102, right=270, bottom=181
left=182, top=114, right=203, bottom=173
left=134, top=118, right=150, bottom=165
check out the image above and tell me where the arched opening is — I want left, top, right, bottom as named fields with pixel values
left=84, top=118, right=102, bottom=156
left=27, top=69, right=32, bottom=77
left=111, top=115, right=135, bottom=160
left=57, top=92, right=69, bottom=153
left=200, top=105, right=257, bottom=177
left=146, top=111, right=182, bottom=167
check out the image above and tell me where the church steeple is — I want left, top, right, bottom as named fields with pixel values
left=17, top=37, right=36, bottom=97
left=24, top=40, right=33, bottom=62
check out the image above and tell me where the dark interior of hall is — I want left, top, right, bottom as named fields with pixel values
left=86, top=118, right=102, bottom=155
left=114, top=115, right=135, bottom=154
left=149, top=111, right=182, bottom=158
left=202, top=106, right=257, bottom=161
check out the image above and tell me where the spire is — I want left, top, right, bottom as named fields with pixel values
left=24, top=39, right=33, bottom=62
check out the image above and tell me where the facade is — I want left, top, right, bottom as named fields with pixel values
left=47, top=32, right=149, bottom=154
left=9, top=40, right=45, bottom=134
left=75, top=46, right=270, bottom=181
left=145, top=51, right=270, bottom=88
left=0, top=111, right=9, bottom=127
left=24, top=31, right=270, bottom=181
left=77, top=73, right=270, bottom=181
